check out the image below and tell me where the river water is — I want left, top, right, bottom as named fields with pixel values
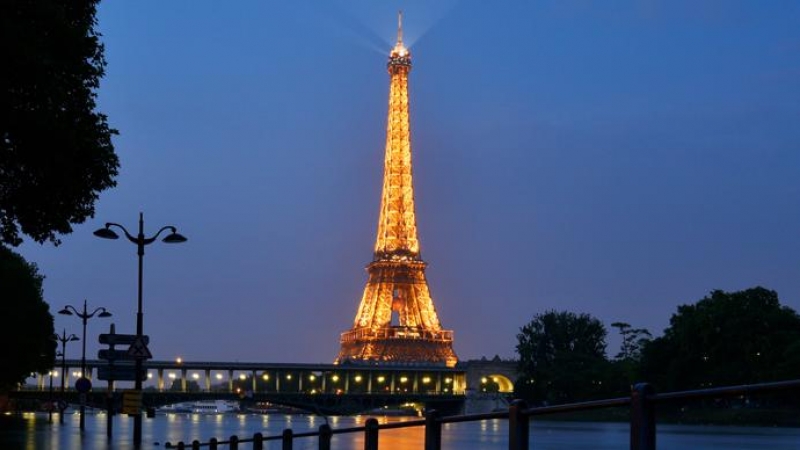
left=2, top=412, right=798, bottom=449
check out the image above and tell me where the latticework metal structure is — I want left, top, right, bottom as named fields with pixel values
left=336, top=13, right=458, bottom=368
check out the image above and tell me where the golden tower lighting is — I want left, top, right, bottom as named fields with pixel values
left=336, top=12, right=458, bottom=368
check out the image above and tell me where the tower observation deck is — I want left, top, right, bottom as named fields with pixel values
left=336, top=13, right=458, bottom=368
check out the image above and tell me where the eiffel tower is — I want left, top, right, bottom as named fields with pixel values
left=336, top=13, right=458, bottom=368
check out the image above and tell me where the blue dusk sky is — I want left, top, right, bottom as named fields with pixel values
left=17, top=0, right=800, bottom=364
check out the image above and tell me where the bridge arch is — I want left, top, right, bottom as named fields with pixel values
left=462, top=358, right=519, bottom=394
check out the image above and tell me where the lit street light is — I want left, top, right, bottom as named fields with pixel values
left=93, top=212, right=186, bottom=448
left=59, top=300, right=112, bottom=431
left=54, top=329, right=79, bottom=424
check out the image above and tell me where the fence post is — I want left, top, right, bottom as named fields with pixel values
left=364, top=418, right=379, bottom=450
left=177, top=442, right=185, bottom=450
left=209, top=437, right=218, bottom=450
left=508, top=399, right=529, bottom=450
left=630, top=383, right=656, bottom=450
left=230, top=435, right=239, bottom=450
left=192, top=440, right=200, bottom=450
left=319, top=423, right=332, bottom=450
left=424, top=409, right=441, bottom=450
left=253, top=432, right=264, bottom=450
left=282, top=429, right=294, bottom=450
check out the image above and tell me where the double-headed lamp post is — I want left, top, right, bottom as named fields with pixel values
left=59, top=300, right=112, bottom=431
left=93, top=212, right=186, bottom=448
left=54, top=329, right=79, bottom=423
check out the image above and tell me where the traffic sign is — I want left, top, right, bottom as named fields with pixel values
left=97, top=365, right=147, bottom=382
left=99, top=333, right=149, bottom=346
left=98, top=349, right=137, bottom=361
left=122, top=390, right=142, bottom=415
left=127, top=336, right=153, bottom=360
left=75, top=377, right=92, bottom=393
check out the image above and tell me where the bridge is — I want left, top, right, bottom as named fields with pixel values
left=13, top=358, right=518, bottom=415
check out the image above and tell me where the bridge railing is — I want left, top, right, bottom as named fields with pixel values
left=164, top=378, right=800, bottom=450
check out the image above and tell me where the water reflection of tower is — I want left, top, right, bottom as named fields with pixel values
left=336, top=12, right=457, bottom=368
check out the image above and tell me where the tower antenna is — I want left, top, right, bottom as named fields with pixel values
left=397, top=10, right=403, bottom=45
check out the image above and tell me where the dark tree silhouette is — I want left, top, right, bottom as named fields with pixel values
left=515, top=310, right=610, bottom=404
left=0, top=0, right=118, bottom=246
left=641, top=287, right=800, bottom=391
left=0, top=246, right=55, bottom=390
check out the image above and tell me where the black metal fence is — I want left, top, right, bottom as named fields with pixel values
left=164, top=379, right=800, bottom=450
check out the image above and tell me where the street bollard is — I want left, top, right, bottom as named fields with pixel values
left=630, top=383, right=656, bottom=450
left=229, top=434, right=239, bottom=450
left=364, top=418, right=379, bottom=450
left=191, top=440, right=200, bottom=450
left=253, top=432, right=264, bottom=450
left=209, top=437, right=218, bottom=450
left=508, top=399, right=529, bottom=450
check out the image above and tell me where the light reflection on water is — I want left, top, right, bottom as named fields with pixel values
left=1, top=412, right=798, bottom=449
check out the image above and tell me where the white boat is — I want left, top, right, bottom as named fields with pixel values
left=157, top=400, right=239, bottom=415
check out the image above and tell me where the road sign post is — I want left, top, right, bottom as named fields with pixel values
left=98, top=331, right=150, bottom=381
left=99, top=333, right=149, bottom=346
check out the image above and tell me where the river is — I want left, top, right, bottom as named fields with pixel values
left=1, top=412, right=798, bottom=449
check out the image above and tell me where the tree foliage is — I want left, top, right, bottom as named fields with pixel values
left=0, top=246, right=55, bottom=390
left=611, top=322, right=652, bottom=361
left=641, top=287, right=800, bottom=391
left=515, top=310, right=609, bottom=404
left=0, top=0, right=118, bottom=246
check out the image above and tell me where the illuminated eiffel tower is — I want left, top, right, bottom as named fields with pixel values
left=336, top=13, right=458, bottom=368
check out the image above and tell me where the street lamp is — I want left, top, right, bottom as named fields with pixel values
left=59, top=300, right=112, bottom=431
left=54, top=329, right=79, bottom=424
left=93, top=212, right=186, bottom=448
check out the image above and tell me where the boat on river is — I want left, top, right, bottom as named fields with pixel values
left=157, top=400, right=239, bottom=414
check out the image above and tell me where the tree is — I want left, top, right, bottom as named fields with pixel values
left=0, top=0, right=119, bottom=247
left=641, top=287, right=800, bottom=391
left=611, top=322, right=652, bottom=361
left=606, top=322, right=652, bottom=394
left=169, top=379, right=200, bottom=392
left=515, top=310, right=610, bottom=404
left=0, top=246, right=56, bottom=390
